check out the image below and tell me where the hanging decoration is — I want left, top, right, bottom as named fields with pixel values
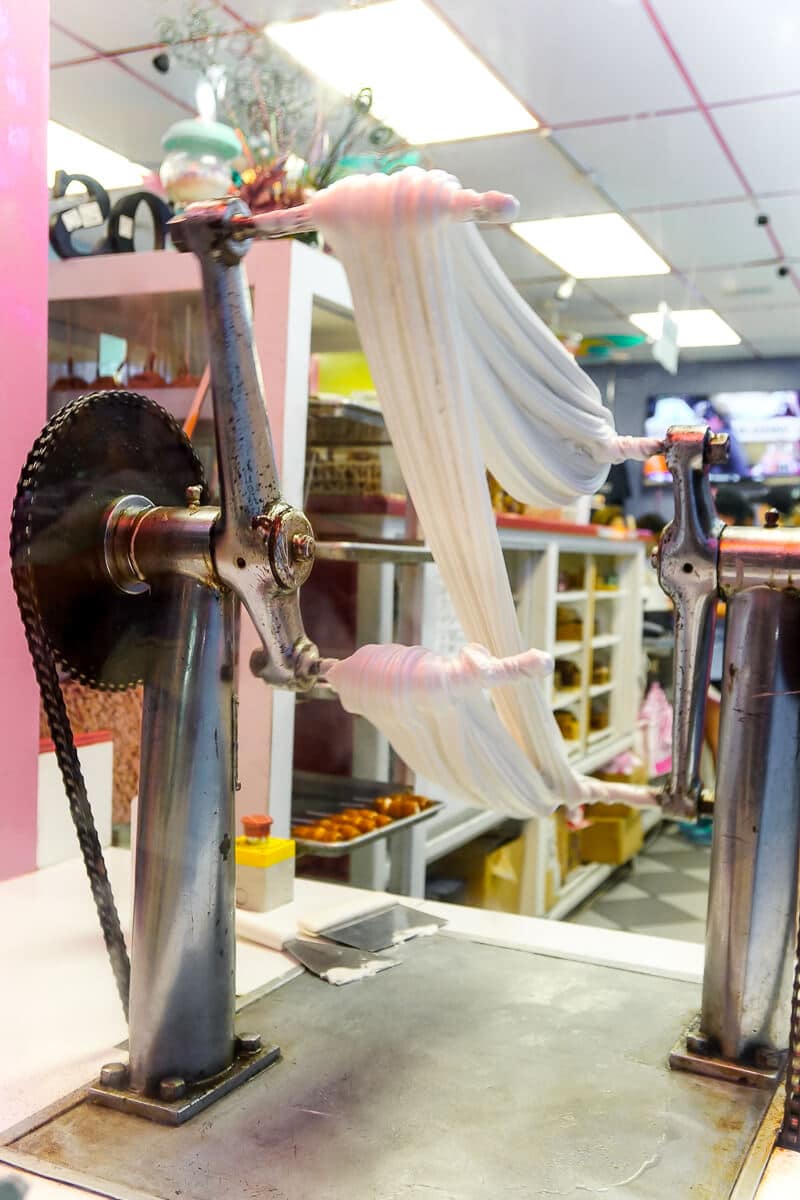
left=156, top=1, right=421, bottom=218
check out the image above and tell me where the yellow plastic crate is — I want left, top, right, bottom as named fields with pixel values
left=577, top=803, right=643, bottom=866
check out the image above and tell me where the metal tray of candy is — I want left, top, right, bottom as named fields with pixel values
left=291, top=771, right=443, bottom=857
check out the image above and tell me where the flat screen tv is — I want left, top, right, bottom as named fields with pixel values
left=643, top=391, right=800, bottom=484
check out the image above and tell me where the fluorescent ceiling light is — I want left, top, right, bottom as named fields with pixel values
left=512, top=213, right=669, bottom=279
left=48, top=121, right=147, bottom=191
left=629, top=309, right=741, bottom=347
left=266, top=0, right=538, bottom=144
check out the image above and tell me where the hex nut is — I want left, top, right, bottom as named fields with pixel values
left=99, top=1062, right=129, bottom=1089
left=686, top=1032, right=712, bottom=1057
left=159, top=1076, right=187, bottom=1102
left=236, top=1032, right=262, bottom=1055
left=292, top=533, right=315, bottom=562
left=707, top=433, right=730, bottom=466
left=754, top=1046, right=782, bottom=1071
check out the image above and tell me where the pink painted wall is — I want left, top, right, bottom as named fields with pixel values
left=0, top=0, right=48, bottom=877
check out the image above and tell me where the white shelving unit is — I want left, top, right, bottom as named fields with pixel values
left=513, top=530, right=645, bottom=772
left=314, top=508, right=649, bottom=907
left=511, top=530, right=648, bottom=914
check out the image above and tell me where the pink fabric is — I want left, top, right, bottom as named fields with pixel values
left=0, top=1, right=48, bottom=878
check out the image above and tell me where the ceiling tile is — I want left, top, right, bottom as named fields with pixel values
left=123, top=49, right=199, bottom=113
left=517, top=280, right=612, bottom=310
left=587, top=273, right=702, bottom=315
left=51, top=0, right=191, bottom=52
left=431, top=132, right=610, bottom=220
left=435, top=0, right=692, bottom=125
left=50, top=61, right=186, bottom=167
left=570, top=315, right=647, bottom=337
left=715, top=97, right=800, bottom=195
left=231, top=0, right=348, bottom=21
left=715, top=306, right=800, bottom=342
left=518, top=282, right=621, bottom=331
left=555, top=112, right=746, bottom=209
left=747, top=336, right=800, bottom=358
left=653, top=0, right=800, bottom=104
left=480, top=228, right=559, bottom=282
left=691, top=264, right=800, bottom=310
left=51, top=27, right=86, bottom=65
left=634, top=200, right=772, bottom=271
left=756, top=194, right=800, bottom=260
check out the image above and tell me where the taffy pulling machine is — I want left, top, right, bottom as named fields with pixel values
left=2, top=198, right=800, bottom=1198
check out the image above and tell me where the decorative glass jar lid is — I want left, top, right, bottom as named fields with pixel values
left=161, top=119, right=241, bottom=161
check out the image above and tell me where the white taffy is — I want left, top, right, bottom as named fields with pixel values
left=307, top=169, right=661, bottom=815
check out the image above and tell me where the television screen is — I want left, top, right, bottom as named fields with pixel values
left=643, top=391, right=800, bottom=484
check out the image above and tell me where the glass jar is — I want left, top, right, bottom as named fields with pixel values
left=159, top=119, right=241, bottom=208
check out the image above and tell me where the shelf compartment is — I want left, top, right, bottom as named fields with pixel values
left=589, top=682, right=615, bottom=698
left=587, top=727, right=617, bottom=746
left=592, top=634, right=621, bottom=649
left=554, top=589, right=588, bottom=602
left=553, top=640, right=583, bottom=656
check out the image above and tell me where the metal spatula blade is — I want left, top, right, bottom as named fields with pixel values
left=316, top=904, right=446, bottom=952
left=285, top=937, right=398, bottom=985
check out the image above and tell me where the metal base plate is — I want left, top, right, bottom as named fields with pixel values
left=670, top=1016, right=786, bottom=1090
left=7, top=938, right=776, bottom=1198
left=87, top=1044, right=280, bottom=1126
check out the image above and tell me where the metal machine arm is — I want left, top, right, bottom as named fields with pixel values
left=653, top=426, right=726, bottom=820
left=170, top=198, right=319, bottom=691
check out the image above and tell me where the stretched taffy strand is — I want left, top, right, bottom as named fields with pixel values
left=296, top=169, right=661, bottom=816
left=323, top=645, right=660, bottom=818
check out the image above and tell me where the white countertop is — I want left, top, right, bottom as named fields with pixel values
left=0, top=848, right=795, bottom=1196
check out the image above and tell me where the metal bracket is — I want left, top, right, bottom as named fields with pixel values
left=88, top=1040, right=280, bottom=1126
left=655, top=425, right=727, bottom=820
left=669, top=1016, right=785, bottom=1091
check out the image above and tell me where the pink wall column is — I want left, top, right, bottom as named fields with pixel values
left=0, top=0, right=48, bottom=877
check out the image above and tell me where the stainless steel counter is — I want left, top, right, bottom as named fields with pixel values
left=8, top=935, right=773, bottom=1199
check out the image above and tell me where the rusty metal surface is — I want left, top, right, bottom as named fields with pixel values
left=11, top=937, right=773, bottom=1199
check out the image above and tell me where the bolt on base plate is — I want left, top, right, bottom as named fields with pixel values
left=88, top=1041, right=280, bottom=1125
left=670, top=1016, right=785, bottom=1090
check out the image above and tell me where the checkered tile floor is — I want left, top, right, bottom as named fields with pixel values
left=568, top=823, right=711, bottom=944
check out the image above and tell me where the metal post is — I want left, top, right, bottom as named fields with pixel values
left=128, top=577, right=238, bottom=1095
left=701, top=586, right=800, bottom=1061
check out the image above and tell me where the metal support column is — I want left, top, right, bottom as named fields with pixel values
left=701, top=586, right=800, bottom=1062
left=128, top=578, right=238, bottom=1094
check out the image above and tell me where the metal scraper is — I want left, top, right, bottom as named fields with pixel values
left=284, top=937, right=398, bottom=985
left=315, top=904, right=446, bottom=952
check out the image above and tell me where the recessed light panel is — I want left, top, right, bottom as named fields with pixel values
left=512, top=213, right=669, bottom=279
left=266, top=1, right=538, bottom=145
left=629, top=309, right=741, bottom=347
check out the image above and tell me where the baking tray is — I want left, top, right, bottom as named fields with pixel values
left=291, top=771, right=443, bottom=857
left=306, top=396, right=390, bottom=446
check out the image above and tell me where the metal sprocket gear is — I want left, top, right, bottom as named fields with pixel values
left=11, top=390, right=206, bottom=690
